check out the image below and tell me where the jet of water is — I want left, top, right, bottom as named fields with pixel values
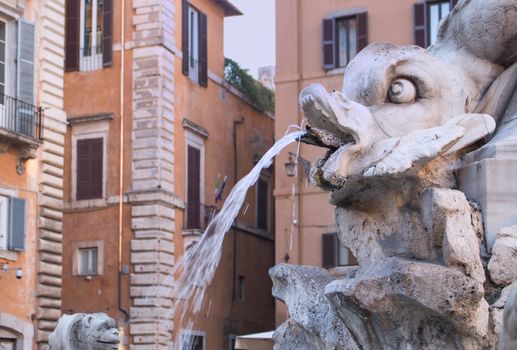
left=147, top=131, right=306, bottom=348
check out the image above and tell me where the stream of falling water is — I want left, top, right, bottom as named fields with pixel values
left=148, top=130, right=305, bottom=349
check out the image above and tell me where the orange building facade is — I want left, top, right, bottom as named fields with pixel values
left=274, top=0, right=457, bottom=324
left=0, top=0, right=67, bottom=348
left=62, top=0, right=275, bottom=349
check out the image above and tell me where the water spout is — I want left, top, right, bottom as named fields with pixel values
left=148, top=131, right=305, bottom=348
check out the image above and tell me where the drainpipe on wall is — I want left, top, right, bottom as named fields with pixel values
left=232, top=116, right=244, bottom=301
left=118, top=0, right=130, bottom=324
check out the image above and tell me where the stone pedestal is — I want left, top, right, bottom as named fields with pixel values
left=460, top=87, right=517, bottom=251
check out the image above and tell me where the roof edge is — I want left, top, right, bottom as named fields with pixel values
left=214, top=0, right=243, bottom=17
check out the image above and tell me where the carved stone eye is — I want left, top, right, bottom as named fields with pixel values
left=388, top=78, right=416, bottom=104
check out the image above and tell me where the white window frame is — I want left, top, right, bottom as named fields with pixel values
left=79, top=0, right=103, bottom=71
left=427, top=1, right=450, bottom=46
left=78, top=247, right=98, bottom=275
left=70, top=119, right=109, bottom=208
left=0, top=186, right=18, bottom=261
left=72, top=240, right=104, bottom=276
left=255, top=175, right=271, bottom=232
left=335, top=15, right=358, bottom=68
left=0, top=195, right=8, bottom=249
left=180, top=330, right=206, bottom=350
left=338, top=240, right=357, bottom=266
left=0, top=16, right=14, bottom=128
left=184, top=130, right=205, bottom=230
left=188, top=5, right=199, bottom=83
left=0, top=18, right=7, bottom=104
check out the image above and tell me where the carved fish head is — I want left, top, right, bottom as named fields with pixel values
left=300, top=0, right=516, bottom=191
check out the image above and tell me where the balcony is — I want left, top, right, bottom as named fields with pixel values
left=0, top=93, right=44, bottom=174
left=80, top=45, right=104, bottom=72
left=0, top=93, right=43, bottom=142
left=182, top=202, right=217, bottom=250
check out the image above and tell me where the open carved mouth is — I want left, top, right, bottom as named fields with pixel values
left=97, top=340, right=120, bottom=349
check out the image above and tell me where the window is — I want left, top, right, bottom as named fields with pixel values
left=322, top=233, right=357, bottom=268
left=186, top=145, right=201, bottom=229
left=78, top=247, right=98, bottom=275
left=185, top=131, right=205, bottom=230
left=0, top=196, right=8, bottom=249
left=0, top=338, right=15, bottom=350
left=256, top=178, right=269, bottom=231
left=76, top=137, right=103, bottom=200
left=182, top=0, right=207, bottom=86
left=427, top=1, right=450, bottom=46
left=414, top=1, right=456, bottom=48
left=188, top=6, right=199, bottom=82
left=72, top=241, right=104, bottom=276
left=80, top=0, right=104, bottom=70
left=238, top=275, right=245, bottom=301
left=70, top=116, right=110, bottom=206
left=336, top=17, right=357, bottom=67
left=0, top=18, right=38, bottom=139
left=228, top=334, right=236, bottom=350
left=0, top=196, right=26, bottom=252
left=322, top=12, right=368, bottom=70
left=65, top=0, right=112, bottom=71
left=182, top=332, right=205, bottom=350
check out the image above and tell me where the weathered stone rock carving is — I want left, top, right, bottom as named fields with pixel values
left=48, top=313, right=120, bottom=350
left=272, top=0, right=517, bottom=348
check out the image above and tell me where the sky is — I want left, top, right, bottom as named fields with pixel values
left=224, top=0, right=276, bottom=78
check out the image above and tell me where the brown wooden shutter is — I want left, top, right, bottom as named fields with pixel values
left=182, top=0, right=189, bottom=76
left=414, top=3, right=427, bottom=48
left=198, top=11, right=208, bottom=87
left=322, top=233, right=338, bottom=268
left=356, top=12, right=368, bottom=52
left=65, top=0, right=80, bottom=71
left=102, top=0, right=113, bottom=67
left=77, top=138, right=103, bottom=200
left=187, top=146, right=201, bottom=229
left=322, top=18, right=335, bottom=70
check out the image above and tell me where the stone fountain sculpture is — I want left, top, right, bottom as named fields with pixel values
left=271, top=0, right=517, bottom=348
left=48, top=313, right=120, bottom=350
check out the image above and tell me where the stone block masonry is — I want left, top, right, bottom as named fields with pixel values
left=130, top=0, right=177, bottom=348
left=33, top=0, right=68, bottom=348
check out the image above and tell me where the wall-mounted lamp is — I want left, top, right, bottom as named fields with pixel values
left=1, top=263, right=23, bottom=279
left=284, top=152, right=311, bottom=177
left=284, top=153, right=297, bottom=177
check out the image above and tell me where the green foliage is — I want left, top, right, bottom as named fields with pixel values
left=224, top=58, right=275, bottom=114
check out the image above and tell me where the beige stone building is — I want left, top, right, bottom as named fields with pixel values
left=0, top=0, right=67, bottom=348
left=274, top=0, right=458, bottom=324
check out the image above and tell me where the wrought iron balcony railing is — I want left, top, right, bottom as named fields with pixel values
left=184, top=202, right=217, bottom=231
left=0, top=94, right=43, bottom=140
left=80, top=45, right=104, bottom=71
left=0, top=93, right=43, bottom=141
